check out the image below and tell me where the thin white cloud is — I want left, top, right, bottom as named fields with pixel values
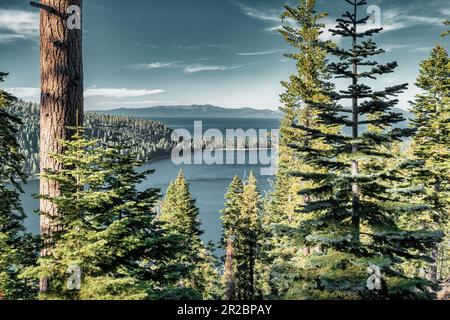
left=410, top=46, right=433, bottom=53
left=383, top=44, right=412, bottom=52
left=233, top=3, right=338, bottom=42
left=128, top=61, right=182, bottom=70
left=128, top=61, right=244, bottom=74
left=175, top=43, right=236, bottom=50
left=6, top=87, right=40, bottom=101
left=176, top=45, right=200, bottom=50
left=204, top=43, right=237, bottom=50
left=96, top=100, right=179, bottom=107
left=233, top=2, right=280, bottom=23
left=0, top=34, right=28, bottom=43
left=183, top=64, right=243, bottom=74
left=0, top=9, right=39, bottom=43
left=237, top=49, right=282, bottom=56
left=84, top=88, right=164, bottom=98
left=381, top=8, right=445, bottom=32
left=234, top=2, right=445, bottom=40
left=6, top=87, right=166, bottom=101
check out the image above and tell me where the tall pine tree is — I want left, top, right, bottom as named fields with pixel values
left=220, top=172, right=263, bottom=299
left=160, top=171, right=220, bottom=300
left=409, top=45, right=449, bottom=281
left=222, top=235, right=236, bottom=300
left=221, top=176, right=244, bottom=248
left=288, top=0, right=443, bottom=299
left=220, top=176, right=243, bottom=299
left=0, top=73, right=38, bottom=300
left=262, top=0, right=335, bottom=298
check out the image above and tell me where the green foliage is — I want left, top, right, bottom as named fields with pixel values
left=407, top=45, right=450, bottom=281
left=22, top=129, right=186, bottom=300
left=220, top=172, right=263, bottom=300
left=279, top=0, right=444, bottom=299
left=221, top=176, right=244, bottom=247
left=8, top=101, right=174, bottom=176
left=0, top=73, right=38, bottom=299
left=220, top=176, right=243, bottom=299
left=160, top=171, right=221, bottom=300
left=262, top=0, right=335, bottom=298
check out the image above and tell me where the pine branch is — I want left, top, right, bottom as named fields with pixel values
left=0, top=72, right=8, bottom=82
left=30, top=1, right=65, bottom=18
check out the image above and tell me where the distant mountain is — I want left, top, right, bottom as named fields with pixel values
left=90, top=105, right=282, bottom=119
left=90, top=105, right=412, bottom=123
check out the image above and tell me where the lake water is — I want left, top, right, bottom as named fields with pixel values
left=21, top=117, right=280, bottom=245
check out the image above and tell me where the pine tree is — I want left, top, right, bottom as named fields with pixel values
left=409, top=45, right=450, bottom=281
left=220, top=173, right=263, bottom=299
left=220, top=176, right=243, bottom=299
left=235, top=172, right=262, bottom=299
left=221, top=176, right=244, bottom=248
left=22, top=128, right=186, bottom=300
left=32, top=0, right=84, bottom=292
left=0, top=73, right=38, bottom=300
left=287, top=0, right=443, bottom=299
left=262, top=0, right=334, bottom=298
left=160, top=171, right=220, bottom=300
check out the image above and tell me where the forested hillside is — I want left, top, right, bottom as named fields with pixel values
left=8, top=101, right=174, bottom=176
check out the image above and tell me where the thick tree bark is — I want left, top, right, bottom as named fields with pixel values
left=38, top=0, right=83, bottom=292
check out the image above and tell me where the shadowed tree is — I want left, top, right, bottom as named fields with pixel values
left=22, top=129, right=189, bottom=300
left=30, top=0, right=84, bottom=292
left=160, top=171, right=220, bottom=299
left=287, top=0, right=443, bottom=299
left=0, top=73, right=38, bottom=299
left=222, top=235, right=236, bottom=300
left=408, top=45, right=450, bottom=281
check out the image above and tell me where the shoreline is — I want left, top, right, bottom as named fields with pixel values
left=21, top=147, right=275, bottom=182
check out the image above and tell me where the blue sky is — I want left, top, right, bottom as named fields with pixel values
left=0, top=0, right=448, bottom=110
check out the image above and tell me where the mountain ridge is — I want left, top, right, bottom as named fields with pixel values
left=89, top=104, right=282, bottom=118
left=89, top=105, right=413, bottom=125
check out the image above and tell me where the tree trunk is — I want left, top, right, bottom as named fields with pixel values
left=38, top=0, right=83, bottom=292
left=249, top=243, right=254, bottom=300
left=223, top=235, right=236, bottom=300
left=351, top=3, right=360, bottom=243
left=430, top=177, right=442, bottom=282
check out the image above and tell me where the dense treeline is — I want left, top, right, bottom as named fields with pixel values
left=0, top=0, right=448, bottom=301
left=219, top=0, right=449, bottom=300
left=8, top=101, right=174, bottom=176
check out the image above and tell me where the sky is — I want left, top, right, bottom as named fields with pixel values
left=0, top=0, right=448, bottom=110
